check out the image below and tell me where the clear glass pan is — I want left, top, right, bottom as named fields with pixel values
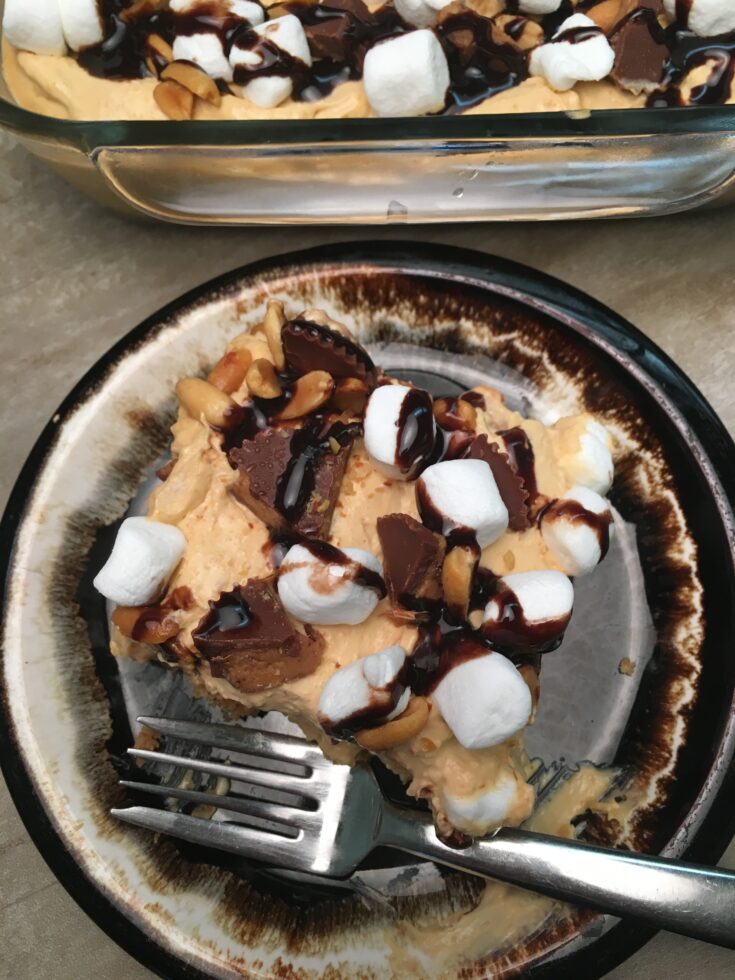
left=3, top=5, right=735, bottom=224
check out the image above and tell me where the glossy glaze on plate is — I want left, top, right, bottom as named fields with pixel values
left=1, top=243, right=734, bottom=979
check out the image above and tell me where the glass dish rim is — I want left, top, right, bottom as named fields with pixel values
left=2, top=92, right=735, bottom=148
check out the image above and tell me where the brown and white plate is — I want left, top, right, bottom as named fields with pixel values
left=2, top=243, right=735, bottom=979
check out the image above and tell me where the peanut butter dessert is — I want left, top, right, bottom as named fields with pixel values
left=3, top=0, right=735, bottom=121
left=93, top=300, right=617, bottom=839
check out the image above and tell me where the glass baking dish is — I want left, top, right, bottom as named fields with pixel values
left=3, top=4, right=735, bottom=224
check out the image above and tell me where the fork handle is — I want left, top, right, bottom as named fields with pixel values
left=379, top=809, right=735, bottom=948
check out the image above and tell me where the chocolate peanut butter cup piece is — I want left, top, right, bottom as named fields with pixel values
left=465, top=434, right=530, bottom=532
left=193, top=579, right=323, bottom=692
left=377, top=513, right=446, bottom=621
left=230, top=417, right=358, bottom=537
left=282, top=318, right=377, bottom=384
left=611, top=6, right=669, bottom=94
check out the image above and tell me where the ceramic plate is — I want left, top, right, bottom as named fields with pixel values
left=2, top=243, right=735, bottom=980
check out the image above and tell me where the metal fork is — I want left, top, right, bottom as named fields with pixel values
left=112, top=716, right=735, bottom=948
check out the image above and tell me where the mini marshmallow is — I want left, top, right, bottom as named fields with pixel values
left=540, top=485, right=613, bottom=577
left=417, top=459, right=509, bottom=549
left=59, top=0, right=104, bottom=52
left=394, top=0, right=453, bottom=28
left=364, top=383, right=436, bottom=481
left=565, top=418, right=614, bottom=495
left=363, top=29, right=450, bottom=117
left=278, top=544, right=384, bottom=626
left=664, top=0, right=735, bottom=37
left=232, top=15, right=311, bottom=108
left=432, top=652, right=532, bottom=750
left=484, top=570, right=574, bottom=628
left=317, top=645, right=410, bottom=732
left=93, top=517, right=186, bottom=607
left=443, top=771, right=519, bottom=832
left=170, top=0, right=264, bottom=21
left=519, top=0, right=562, bottom=12
left=3, top=0, right=67, bottom=55
left=173, top=33, right=233, bottom=80
left=530, top=14, right=615, bottom=92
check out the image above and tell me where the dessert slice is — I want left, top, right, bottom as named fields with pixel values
left=97, top=300, right=616, bottom=839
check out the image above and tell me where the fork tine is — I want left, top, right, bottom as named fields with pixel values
left=137, top=716, right=326, bottom=768
left=111, top=806, right=306, bottom=867
left=127, top=748, right=324, bottom=800
left=119, top=779, right=318, bottom=828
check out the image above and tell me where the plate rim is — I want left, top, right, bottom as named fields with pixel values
left=1, top=240, right=734, bottom=980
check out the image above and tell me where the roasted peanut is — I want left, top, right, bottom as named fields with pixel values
left=207, top=348, right=253, bottom=394
left=442, top=545, right=477, bottom=621
left=246, top=358, right=283, bottom=399
left=331, top=377, right=370, bottom=415
left=300, top=307, right=356, bottom=341
left=161, top=60, right=221, bottom=105
left=587, top=0, right=639, bottom=33
left=275, top=371, right=334, bottom=420
left=112, top=605, right=180, bottom=645
left=154, top=79, right=194, bottom=120
left=433, top=396, right=477, bottom=432
left=355, top=697, right=430, bottom=750
left=176, top=377, right=236, bottom=427
left=144, top=33, right=173, bottom=75
left=492, top=14, right=544, bottom=51
left=264, top=299, right=287, bottom=371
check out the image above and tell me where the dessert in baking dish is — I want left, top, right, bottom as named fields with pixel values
left=3, top=0, right=734, bottom=121
left=94, top=300, right=616, bottom=839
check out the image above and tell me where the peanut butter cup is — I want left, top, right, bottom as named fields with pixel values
left=282, top=318, right=377, bottom=384
left=465, top=434, right=531, bottom=531
left=377, top=513, right=446, bottom=620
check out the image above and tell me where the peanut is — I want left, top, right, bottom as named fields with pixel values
left=144, top=33, right=173, bottom=75
left=586, top=0, right=639, bottom=33
left=433, top=396, right=477, bottom=433
left=176, top=377, right=236, bottom=427
left=246, top=358, right=283, bottom=399
left=442, top=545, right=477, bottom=621
left=492, top=14, right=544, bottom=51
left=207, top=348, right=253, bottom=394
left=112, top=605, right=180, bottom=645
left=331, top=377, right=369, bottom=416
left=161, top=60, right=221, bottom=105
left=355, top=697, right=430, bottom=750
left=153, top=79, right=194, bottom=120
left=300, top=307, right=356, bottom=341
left=275, top=371, right=334, bottom=420
left=264, top=300, right=287, bottom=371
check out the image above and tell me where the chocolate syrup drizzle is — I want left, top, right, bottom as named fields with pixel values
left=284, top=537, right=387, bottom=596
left=395, top=387, right=438, bottom=478
left=321, top=660, right=410, bottom=737
left=499, top=426, right=538, bottom=501
left=541, top=498, right=613, bottom=561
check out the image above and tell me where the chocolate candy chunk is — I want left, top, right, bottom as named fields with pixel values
left=611, top=7, right=668, bottom=94
left=465, top=435, right=530, bottom=532
left=193, top=579, right=323, bottom=692
left=230, top=417, right=358, bottom=537
left=377, top=513, right=446, bottom=621
left=282, top=318, right=377, bottom=384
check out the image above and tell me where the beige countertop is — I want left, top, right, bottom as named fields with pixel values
left=1, top=128, right=734, bottom=980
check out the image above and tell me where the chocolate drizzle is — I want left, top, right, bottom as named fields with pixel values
left=320, top=660, right=410, bottom=737
left=541, top=498, right=613, bottom=561
left=499, top=427, right=538, bottom=502
left=290, top=538, right=387, bottom=597
left=481, top=585, right=571, bottom=656
left=408, top=625, right=490, bottom=695
left=395, top=387, right=437, bottom=479
left=647, top=30, right=735, bottom=107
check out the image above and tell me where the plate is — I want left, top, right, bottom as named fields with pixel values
left=2, top=242, right=735, bottom=979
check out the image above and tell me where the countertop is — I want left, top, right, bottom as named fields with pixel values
left=0, top=128, right=734, bottom=980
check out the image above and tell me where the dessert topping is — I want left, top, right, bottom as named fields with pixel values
left=273, top=370, right=335, bottom=420
left=540, top=485, right=613, bottom=575
left=246, top=357, right=283, bottom=399
left=281, top=317, right=377, bottom=383
left=416, top=458, right=509, bottom=548
left=482, top=569, right=574, bottom=655
left=230, top=14, right=312, bottom=108
left=277, top=540, right=385, bottom=625
left=3, top=0, right=67, bottom=57
left=154, top=77, right=195, bottom=118
left=394, top=0, right=452, bottom=29
left=93, top=516, right=186, bottom=607
left=160, top=58, right=222, bottom=102
left=663, top=0, right=735, bottom=37
left=364, top=383, right=438, bottom=481
left=60, top=0, right=105, bottom=52
left=441, top=544, right=478, bottom=622
left=207, top=347, right=253, bottom=393
left=465, top=433, right=531, bottom=531
left=355, top=695, right=430, bottom=749
left=176, top=377, right=238, bottom=427
left=363, top=28, right=450, bottom=116
left=529, top=13, right=616, bottom=91
left=263, top=299, right=287, bottom=371
left=432, top=395, right=477, bottom=433
left=193, top=578, right=323, bottom=691
left=317, top=644, right=411, bottom=737
left=377, top=513, right=446, bottom=621
left=610, top=6, right=669, bottom=94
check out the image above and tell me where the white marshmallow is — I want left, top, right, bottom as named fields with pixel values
left=541, top=485, right=612, bottom=577
left=417, top=459, right=509, bottom=549
left=564, top=419, right=614, bottom=495
left=93, top=517, right=186, bottom=608
left=530, top=14, right=615, bottom=92
left=170, top=0, right=264, bottom=22
left=443, top=770, right=519, bottom=832
left=519, top=0, right=562, bottom=12
left=363, top=29, right=450, bottom=117
left=364, top=383, right=436, bottom=481
left=432, top=653, right=532, bottom=750
left=173, top=33, right=233, bottom=80
left=484, top=570, right=574, bottom=627
left=664, top=0, right=735, bottom=37
left=3, top=0, right=67, bottom=55
left=394, top=0, right=453, bottom=28
left=278, top=544, right=384, bottom=626
left=59, top=0, right=104, bottom=52
left=317, top=645, right=410, bottom=732
left=231, top=14, right=311, bottom=107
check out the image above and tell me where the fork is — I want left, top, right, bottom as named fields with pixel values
left=112, top=716, right=735, bottom=949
